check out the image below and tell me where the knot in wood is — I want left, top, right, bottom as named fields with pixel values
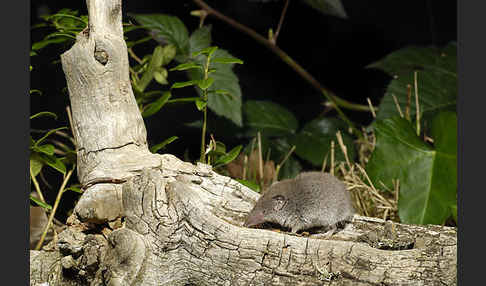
left=94, top=49, right=109, bottom=65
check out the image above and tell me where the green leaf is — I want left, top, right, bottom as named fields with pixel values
left=430, top=111, right=457, bottom=219
left=137, top=45, right=165, bottom=92
left=30, top=153, right=43, bottom=178
left=170, top=62, right=203, bottom=72
left=431, top=111, right=457, bottom=155
left=243, top=100, right=298, bottom=137
left=192, top=46, right=218, bottom=58
left=290, top=118, right=355, bottom=167
left=45, top=32, right=76, bottom=40
left=150, top=136, right=179, bottom=153
left=142, top=91, right=171, bottom=117
left=278, top=156, right=302, bottom=180
left=450, top=204, right=457, bottom=223
left=30, top=111, right=57, bottom=120
left=185, top=120, right=203, bottom=128
left=303, top=0, right=347, bottom=19
left=29, top=89, right=43, bottom=96
left=153, top=67, right=168, bottom=85
left=188, top=49, right=243, bottom=126
left=214, top=145, right=243, bottom=168
left=197, top=77, right=214, bottom=90
left=32, top=144, right=55, bottom=156
left=33, top=127, right=67, bottom=147
left=236, top=179, right=260, bottom=192
left=369, top=42, right=457, bottom=121
left=30, top=195, right=52, bottom=210
left=207, top=141, right=227, bottom=161
left=31, top=37, right=70, bottom=51
left=131, top=14, right=190, bottom=55
left=46, top=11, right=87, bottom=28
left=211, top=57, right=243, bottom=65
left=366, top=116, right=457, bottom=225
left=167, top=97, right=201, bottom=104
left=171, top=80, right=200, bottom=89
left=123, top=25, right=142, bottom=34
left=188, top=26, right=212, bottom=57
left=126, top=36, right=153, bottom=48
left=209, top=89, right=231, bottom=97
left=64, top=186, right=83, bottom=194
left=161, top=44, right=177, bottom=65
left=213, top=141, right=227, bottom=155
left=38, top=153, right=66, bottom=175
left=195, top=98, right=207, bottom=111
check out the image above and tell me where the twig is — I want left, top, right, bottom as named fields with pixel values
left=274, top=145, right=296, bottom=181
left=242, top=154, right=248, bottom=180
left=128, top=47, right=144, bottom=64
left=392, top=94, right=404, bottom=118
left=35, top=167, right=74, bottom=250
left=271, top=0, right=290, bottom=44
left=405, top=84, right=412, bottom=121
left=366, top=98, right=376, bottom=118
left=321, top=152, right=329, bottom=172
left=192, top=0, right=370, bottom=139
left=66, top=106, right=77, bottom=147
left=257, top=132, right=264, bottom=189
left=30, top=167, right=46, bottom=204
left=330, top=140, right=335, bottom=176
left=39, top=171, right=52, bottom=190
left=414, top=71, right=420, bottom=136
left=335, top=131, right=351, bottom=169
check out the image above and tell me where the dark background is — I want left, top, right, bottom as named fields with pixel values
left=30, top=0, right=456, bottom=145
left=30, top=0, right=456, bottom=217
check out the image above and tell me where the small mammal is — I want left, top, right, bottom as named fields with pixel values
left=244, top=172, right=355, bottom=234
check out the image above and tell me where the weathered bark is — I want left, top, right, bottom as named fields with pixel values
left=30, top=0, right=457, bottom=285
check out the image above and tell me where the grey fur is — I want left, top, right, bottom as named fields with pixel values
left=244, top=172, right=355, bottom=233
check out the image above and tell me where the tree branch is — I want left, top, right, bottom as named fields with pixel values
left=193, top=0, right=374, bottom=138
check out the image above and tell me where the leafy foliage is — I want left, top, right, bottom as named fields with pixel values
left=369, top=42, right=457, bottom=121
left=131, top=14, right=190, bottom=55
left=243, top=100, right=298, bottom=137
left=30, top=115, right=68, bottom=176
left=290, top=118, right=355, bottom=166
left=242, top=100, right=355, bottom=176
left=303, top=0, right=347, bottom=19
left=365, top=42, right=457, bottom=225
left=150, top=136, right=179, bottom=153
left=131, top=14, right=244, bottom=126
left=31, top=9, right=87, bottom=54
left=366, top=115, right=457, bottom=225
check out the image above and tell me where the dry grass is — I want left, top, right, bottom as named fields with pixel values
left=225, top=127, right=401, bottom=222
left=333, top=129, right=400, bottom=222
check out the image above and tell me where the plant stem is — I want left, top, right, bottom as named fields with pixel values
left=192, top=0, right=366, bottom=138
left=30, top=166, right=46, bottom=204
left=200, top=101, right=208, bottom=163
left=200, top=53, right=212, bottom=163
left=128, top=47, right=144, bottom=64
left=35, top=167, right=74, bottom=250
left=271, top=0, right=290, bottom=44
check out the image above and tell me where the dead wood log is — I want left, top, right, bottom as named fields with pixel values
left=29, top=0, right=457, bottom=285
